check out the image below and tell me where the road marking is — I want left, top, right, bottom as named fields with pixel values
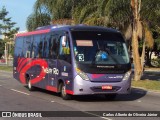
left=11, top=89, right=30, bottom=96
left=137, top=100, right=141, bottom=103
left=83, top=111, right=112, bottom=120
left=0, top=85, right=2, bottom=86
left=51, top=101, right=55, bottom=103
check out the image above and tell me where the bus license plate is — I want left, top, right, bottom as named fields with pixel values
left=102, top=85, right=112, bottom=90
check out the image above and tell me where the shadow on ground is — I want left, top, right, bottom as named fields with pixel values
left=72, top=88, right=147, bottom=102
left=30, top=87, right=147, bottom=102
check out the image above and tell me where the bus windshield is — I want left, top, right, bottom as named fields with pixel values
left=72, top=31, right=129, bottom=65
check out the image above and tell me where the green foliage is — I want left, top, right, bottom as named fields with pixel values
left=26, top=13, right=51, bottom=31
left=0, top=40, right=5, bottom=58
left=0, top=66, right=12, bottom=71
left=27, top=0, right=75, bottom=31
left=0, top=6, right=19, bottom=41
left=132, top=79, right=160, bottom=91
left=0, top=6, right=19, bottom=58
left=141, top=0, right=160, bottom=27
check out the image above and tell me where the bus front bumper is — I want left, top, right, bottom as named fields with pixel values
left=73, top=75, right=131, bottom=95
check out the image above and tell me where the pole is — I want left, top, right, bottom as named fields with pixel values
left=4, top=43, right=8, bottom=65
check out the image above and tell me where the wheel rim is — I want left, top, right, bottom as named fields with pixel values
left=61, top=85, right=66, bottom=97
left=28, top=80, right=31, bottom=89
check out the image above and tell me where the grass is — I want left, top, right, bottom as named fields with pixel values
left=132, top=80, right=160, bottom=91
left=0, top=66, right=13, bottom=72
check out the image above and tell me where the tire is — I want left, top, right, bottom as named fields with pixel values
left=60, top=83, right=71, bottom=100
left=26, top=76, right=34, bottom=91
left=105, top=94, right=117, bottom=100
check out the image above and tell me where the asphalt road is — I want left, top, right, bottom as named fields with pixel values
left=0, top=70, right=160, bottom=120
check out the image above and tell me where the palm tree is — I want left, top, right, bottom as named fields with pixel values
left=73, top=0, right=110, bottom=26
left=105, top=0, right=160, bottom=80
left=26, top=0, right=74, bottom=30
left=34, top=0, right=73, bottom=20
left=26, top=12, right=51, bottom=31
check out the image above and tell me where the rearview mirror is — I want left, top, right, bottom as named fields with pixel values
left=62, top=36, right=67, bottom=47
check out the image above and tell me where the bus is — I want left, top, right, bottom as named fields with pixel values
left=13, top=25, right=132, bottom=100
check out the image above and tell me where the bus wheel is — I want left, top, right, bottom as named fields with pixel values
left=60, top=83, right=71, bottom=100
left=26, top=76, right=34, bottom=91
left=105, top=94, right=117, bottom=100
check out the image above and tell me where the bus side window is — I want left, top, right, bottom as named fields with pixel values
left=24, top=36, right=31, bottom=58
left=14, top=37, right=24, bottom=57
left=49, top=35, right=58, bottom=59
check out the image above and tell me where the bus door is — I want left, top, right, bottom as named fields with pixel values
left=57, top=34, right=73, bottom=91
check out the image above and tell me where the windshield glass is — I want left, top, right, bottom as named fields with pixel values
left=72, top=31, right=129, bottom=65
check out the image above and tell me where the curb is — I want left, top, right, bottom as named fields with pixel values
left=132, top=86, right=160, bottom=94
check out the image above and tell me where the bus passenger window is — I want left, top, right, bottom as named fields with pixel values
left=49, top=35, right=58, bottom=59
left=38, top=41, right=43, bottom=58
left=26, top=51, right=30, bottom=58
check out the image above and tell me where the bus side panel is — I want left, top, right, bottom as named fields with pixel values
left=13, top=57, right=50, bottom=88
left=27, top=58, right=48, bottom=89
left=13, top=56, right=22, bottom=83
left=55, top=59, right=73, bottom=94
left=13, top=57, right=32, bottom=84
left=45, top=59, right=58, bottom=92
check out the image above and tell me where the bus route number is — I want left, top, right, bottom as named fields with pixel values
left=78, top=54, right=84, bottom=61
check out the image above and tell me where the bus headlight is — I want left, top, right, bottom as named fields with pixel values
left=76, top=68, right=89, bottom=81
left=122, top=70, right=132, bottom=81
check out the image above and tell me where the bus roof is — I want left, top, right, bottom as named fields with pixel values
left=16, top=25, right=119, bottom=37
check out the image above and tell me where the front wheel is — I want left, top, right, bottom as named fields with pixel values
left=60, top=83, right=71, bottom=100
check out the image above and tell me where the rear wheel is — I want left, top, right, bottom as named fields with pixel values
left=60, top=83, right=71, bottom=100
left=26, top=76, right=34, bottom=91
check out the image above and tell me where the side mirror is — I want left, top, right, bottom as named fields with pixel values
left=62, top=36, right=67, bottom=47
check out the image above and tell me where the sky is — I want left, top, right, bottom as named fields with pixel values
left=0, top=0, right=36, bottom=31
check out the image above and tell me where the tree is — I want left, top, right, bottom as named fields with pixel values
left=105, top=0, right=160, bottom=80
left=73, top=0, right=111, bottom=26
left=26, top=0, right=74, bottom=31
left=0, top=6, right=19, bottom=58
left=26, top=13, right=51, bottom=31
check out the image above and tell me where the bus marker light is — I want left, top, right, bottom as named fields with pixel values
left=66, top=80, right=70, bottom=84
left=102, top=85, right=112, bottom=90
